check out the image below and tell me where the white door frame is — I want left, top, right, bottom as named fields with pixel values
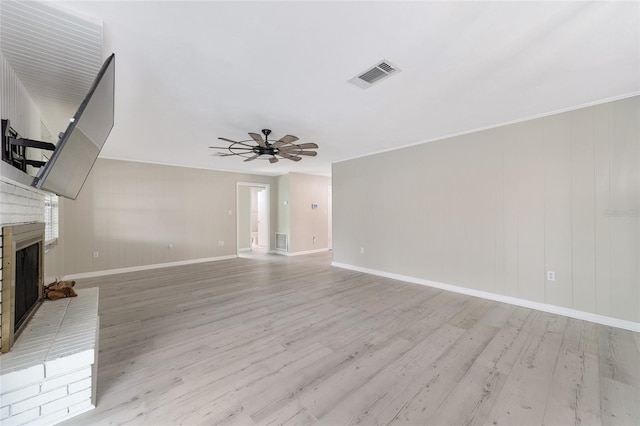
left=236, top=182, right=270, bottom=254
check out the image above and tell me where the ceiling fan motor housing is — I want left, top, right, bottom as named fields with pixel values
left=254, top=146, right=277, bottom=155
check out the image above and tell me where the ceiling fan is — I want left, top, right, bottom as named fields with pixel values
left=209, top=129, right=318, bottom=163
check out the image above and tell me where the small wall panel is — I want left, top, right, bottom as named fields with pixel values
left=593, top=103, right=613, bottom=317
left=516, top=120, right=546, bottom=303
left=609, top=98, right=640, bottom=322
left=544, top=113, right=573, bottom=308
left=571, top=108, right=597, bottom=313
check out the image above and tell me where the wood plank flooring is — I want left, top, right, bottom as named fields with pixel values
left=60, top=252, right=639, bottom=425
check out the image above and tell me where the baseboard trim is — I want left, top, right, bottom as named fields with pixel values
left=64, top=255, right=239, bottom=280
left=331, top=262, right=640, bottom=332
left=277, top=248, right=330, bottom=257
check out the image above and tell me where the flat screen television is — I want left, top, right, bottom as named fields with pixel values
left=33, top=53, right=115, bottom=200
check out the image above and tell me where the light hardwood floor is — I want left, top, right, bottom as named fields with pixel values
left=61, top=252, right=639, bottom=426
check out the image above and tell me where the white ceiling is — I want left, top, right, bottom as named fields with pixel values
left=0, top=0, right=103, bottom=135
left=7, top=1, right=640, bottom=176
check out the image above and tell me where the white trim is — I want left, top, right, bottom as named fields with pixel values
left=236, top=181, right=272, bottom=187
left=334, top=92, right=640, bottom=165
left=331, top=262, right=640, bottom=333
left=278, top=248, right=331, bottom=257
left=98, top=156, right=330, bottom=178
left=238, top=247, right=252, bottom=252
left=63, top=255, right=238, bottom=280
left=98, top=155, right=283, bottom=177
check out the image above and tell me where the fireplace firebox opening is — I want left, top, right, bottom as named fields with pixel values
left=1, top=222, right=45, bottom=353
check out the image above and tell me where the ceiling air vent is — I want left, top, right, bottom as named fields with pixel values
left=348, top=59, right=401, bottom=89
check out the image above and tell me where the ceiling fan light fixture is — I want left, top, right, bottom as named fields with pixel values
left=210, top=129, right=318, bottom=164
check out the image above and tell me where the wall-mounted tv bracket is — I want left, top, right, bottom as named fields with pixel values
left=2, top=119, right=55, bottom=172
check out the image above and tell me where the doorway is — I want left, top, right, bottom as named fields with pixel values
left=328, top=185, right=332, bottom=250
left=236, top=182, right=270, bottom=256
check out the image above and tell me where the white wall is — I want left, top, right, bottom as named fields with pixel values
left=273, top=173, right=331, bottom=254
left=288, top=173, right=331, bottom=253
left=0, top=53, right=41, bottom=144
left=0, top=53, right=66, bottom=350
left=276, top=174, right=290, bottom=247
left=333, top=96, right=640, bottom=324
left=61, top=158, right=277, bottom=275
left=0, top=53, right=65, bottom=284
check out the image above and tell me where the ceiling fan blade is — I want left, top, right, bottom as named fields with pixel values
left=280, top=135, right=299, bottom=144
left=209, top=146, right=253, bottom=149
left=296, top=143, right=318, bottom=150
left=269, top=156, right=279, bottom=164
left=218, top=137, right=255, bottom=148
left=294, top=151, right=317, bottom=156
left=279, top=152, right=301, bottom=162
left=279, top=143, right=319, bottom=151
left=214, top=152, right=236, bottom=157
left=243, top=154, right=260, bottom=162
left=218, top=137, right=239, bottom=143
left=248, top=132, right=266, bottom=147
left=272, top=135, right=299, bottom=148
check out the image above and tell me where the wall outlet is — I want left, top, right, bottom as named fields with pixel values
left=92, top=251, right=99, bottom=258
left=168, top=244, right=174, bottom=249
left=360, top=247, right=365, bottom=254
left=546, top=271, right=555, bottom=281
left=218, top=240, right=224, bottom=246
left=228, top=210, right=233, bottom=215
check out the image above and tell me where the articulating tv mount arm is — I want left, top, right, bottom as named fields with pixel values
left=2, top=119, right=56, bottom=171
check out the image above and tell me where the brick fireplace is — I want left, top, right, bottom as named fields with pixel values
left=0, top=178, right=47, bottom=353
left=0, top=177, right=99, bottom=425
